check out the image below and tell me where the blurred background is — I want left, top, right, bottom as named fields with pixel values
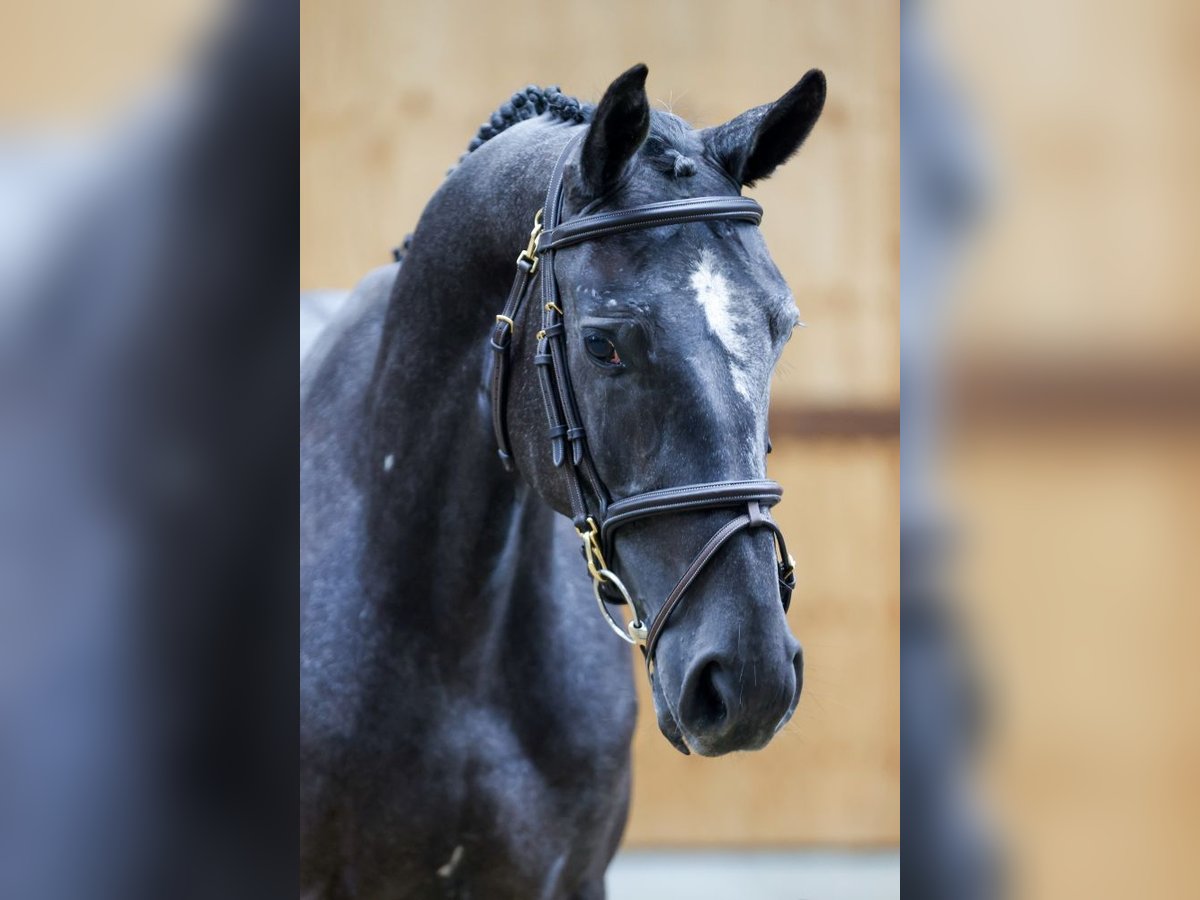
left=908, top=0, right=1200, bottom=898
left=301, top=1, right=900, bottom=894
left=0, top=0, right=296, bottom=898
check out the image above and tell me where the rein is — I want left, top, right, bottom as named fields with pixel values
left=489, top=132, right=795, bottom=673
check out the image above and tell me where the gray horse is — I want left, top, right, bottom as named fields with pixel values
left=301, top=64, right=826, bottom=899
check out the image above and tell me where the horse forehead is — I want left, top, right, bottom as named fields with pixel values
left=685, top=248, right=778, bottom=406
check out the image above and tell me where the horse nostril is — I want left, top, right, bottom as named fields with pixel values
left=678, top=645, right=802, bottom=749
left=681, top=659, right=729, bottom=733
left=787, top=643, right=806, bottom=710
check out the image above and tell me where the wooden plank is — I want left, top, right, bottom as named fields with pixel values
left=770, top=404, right=900, bottom=438
left=947, top=427, right=1200, bottom=898
left=935, top=0, right=1200, bottom=368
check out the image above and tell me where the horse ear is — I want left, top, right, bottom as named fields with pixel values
left=579, top=64, right=651, bottom=197
left=703, top=69, right=826, bottom=188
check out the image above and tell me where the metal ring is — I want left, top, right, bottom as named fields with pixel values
left=592, top=568, right=647, bottom=646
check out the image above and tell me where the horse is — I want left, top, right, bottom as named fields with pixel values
left=300, top=63, right=826, bottom=899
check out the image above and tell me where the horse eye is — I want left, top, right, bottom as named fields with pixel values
left=583, top=333, right=621, bottom=366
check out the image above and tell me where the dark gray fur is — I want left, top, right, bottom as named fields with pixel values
left=300, top=66, right=825, bottom=899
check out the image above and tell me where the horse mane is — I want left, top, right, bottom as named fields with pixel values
left=392, top=85, right=697, bottom=262
left=457, top=85, right=594, bottom=165
left=455, top=84, right=699, bottom=176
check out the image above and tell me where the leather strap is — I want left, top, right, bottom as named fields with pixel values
left=489, top=255, right=537, bottom=469
left=643, top=504, right=788, bottom=669
left=598, top=482, right=794, bottom=671
left=539, top=196, right=763, bottom=252
left=488, top=127, right=796, bottom=673
left=601, top=479, right=783, bottom=555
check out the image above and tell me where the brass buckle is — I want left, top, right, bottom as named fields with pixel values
left=578, top=517, right=647, bottom=646
left=576, top=517, right=608, bottom=583
left=516, top=208, right=544, bottom=274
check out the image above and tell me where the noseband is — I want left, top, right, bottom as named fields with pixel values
left=489, top=132, right=795, bottom=673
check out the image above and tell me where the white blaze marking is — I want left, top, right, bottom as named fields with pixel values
left=689, top=249, right=754, bottom=403
left=382, top=453, right=395, bottom=472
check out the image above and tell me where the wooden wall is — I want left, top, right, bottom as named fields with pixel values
left=301, top=0, right=899, bottom=846
left=928, top=2, right=1200, bottom=895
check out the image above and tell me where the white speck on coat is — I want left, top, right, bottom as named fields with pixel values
left=383, top=454, right=394, bottom=472
left=437, top=845, right=464, bottom=878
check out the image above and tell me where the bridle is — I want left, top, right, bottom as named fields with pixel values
left=489, top=131, right=795, bottom=673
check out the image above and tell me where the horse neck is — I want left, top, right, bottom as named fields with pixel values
left=359, top=121, right=576, bottom=640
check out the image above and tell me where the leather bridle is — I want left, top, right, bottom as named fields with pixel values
left=489, top=132, right=795, bottom=673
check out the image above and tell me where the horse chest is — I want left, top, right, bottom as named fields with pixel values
left=338, top=689, right=633, bottom=898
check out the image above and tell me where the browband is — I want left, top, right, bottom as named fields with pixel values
left=489, top=130, right=795, bottom=674
left=538, top=196, right=763, bottom=252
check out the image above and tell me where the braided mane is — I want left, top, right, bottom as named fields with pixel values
left=393, top=87, right=593, bottom=262
left=454, top=83, right=699, bottom=177
left=456, top=85, right=594, bottom=165
left=393, top=85, right=696, bottom=262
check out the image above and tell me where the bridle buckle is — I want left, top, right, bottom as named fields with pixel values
left=575, top=516, right=607, bottom=582
left=515, top=208, right=544, bottom=274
